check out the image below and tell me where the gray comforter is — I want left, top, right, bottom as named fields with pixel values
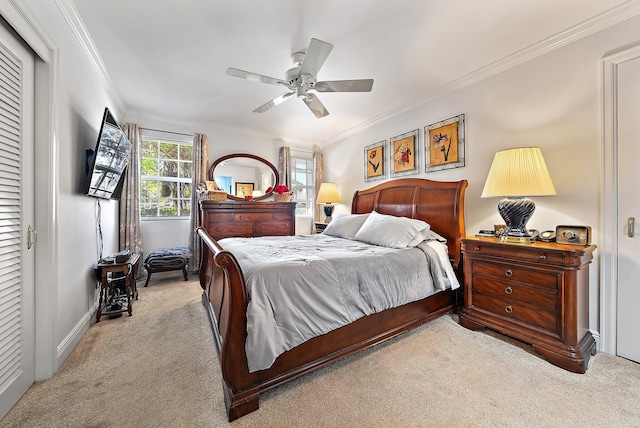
left=218, top=234, right=459, bottom=372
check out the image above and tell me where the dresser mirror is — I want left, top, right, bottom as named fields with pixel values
left=208, top=153, right=279, bottom=201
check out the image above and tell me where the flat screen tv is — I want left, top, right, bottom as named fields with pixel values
left=85, top=108, right=132, bottom=199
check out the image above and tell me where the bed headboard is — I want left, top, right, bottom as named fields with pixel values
left=351, top=178, right=468, bottom=268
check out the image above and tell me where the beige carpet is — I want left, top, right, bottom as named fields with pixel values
left=1, top=275, right=639, bottom=428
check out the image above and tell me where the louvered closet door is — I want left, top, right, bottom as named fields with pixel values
left=0, top=19, right=36, bottom=419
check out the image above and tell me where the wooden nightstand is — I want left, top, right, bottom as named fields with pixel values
left=314, top=222, right=328, bottom=234
left=458, top=237, right=596, bottom=373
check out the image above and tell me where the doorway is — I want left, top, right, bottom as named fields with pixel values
left=602, top=45, right=640, bottom=363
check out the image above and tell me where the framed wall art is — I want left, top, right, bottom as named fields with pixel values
left=390, top=129, right=419, bottom=177
left=364, top=140, right=386, bottom=181
left=235, top=182, right=254, bottom=197
left=425, top=114, right=465, bottom=172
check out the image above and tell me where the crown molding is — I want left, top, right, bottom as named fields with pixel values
left=321, top=0, right=640, bottom=147
left=53, top=0, right=126, bottom=115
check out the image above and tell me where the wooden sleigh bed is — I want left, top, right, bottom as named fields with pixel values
left=197, top=177, right=468, bottom=421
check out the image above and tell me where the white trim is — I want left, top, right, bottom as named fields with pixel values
left=0, top=0, right=50, bottom=62
left=600, top=44, right=640, bottom=355
left=322, top=0, right=640, bottom=146
left=57, top=302, right=98, bottom=363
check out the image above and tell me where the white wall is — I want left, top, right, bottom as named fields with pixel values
left=322, top=15, right=640, bottom=343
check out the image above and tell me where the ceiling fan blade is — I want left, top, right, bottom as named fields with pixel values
left=303, top=93, right=329, bottom=118
left=299, top=38, right=333, bottom=77
left=253, top=92, right=295, bottom=113
left=313, top=79, right=374, bottom=93
left=226, top=67, right=287, bottom=87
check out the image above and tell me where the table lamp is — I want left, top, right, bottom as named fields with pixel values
left=317, top=182, right=341, bottom=223
left=481, top=147, right=556, bottom=243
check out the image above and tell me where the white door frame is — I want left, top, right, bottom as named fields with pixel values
left=1, top=0, right=60, bottom=380
left=600, top=44, right=640, bottom=355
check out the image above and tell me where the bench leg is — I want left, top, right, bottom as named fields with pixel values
left=182, top=266, right=188, bottom=281
left=144, top=268, right=151, bottom=287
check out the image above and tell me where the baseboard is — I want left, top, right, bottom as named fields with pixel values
left=56, top=301, right=98, bottom=367
left=591, top=329, right=601, bottom=352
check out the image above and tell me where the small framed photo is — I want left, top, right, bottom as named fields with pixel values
left=494, top=224, right=506, bottom=237
left=390, top=129, right=419, bottom=177
left=235, top=182, right=254, bottom=197
left=364, top=140, right=386, bottom=182
left=425, top=114, right=465, bottom=172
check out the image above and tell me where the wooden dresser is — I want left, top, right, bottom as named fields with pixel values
left=458, top=237, right=596, bottom=373
left=199, top=200, right=296, bottom=240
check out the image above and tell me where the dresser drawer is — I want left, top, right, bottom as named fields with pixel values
left=472, top=260, right=559, bottom=290
left=471, top=292, right=558, bottom=333
left=205, top=213, right=234, bottom=223
left=464, top=242, right=565, bottom=265
left=472, top=276, right=557, bottom=312
left=234, top=212, right=273, bottom=221
left=208, top=222, right=253, bottom=239
left=272, top=212, right=293, bottom=221
left=256, top=222, right=292, bottom=236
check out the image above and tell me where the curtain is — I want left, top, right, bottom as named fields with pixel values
left=278, top=146, right=291, bottom=189
left=120, top=123, right=143, bottom=277
left=188, top=133, right=209, bottom=272
left=313, top=149, right=324, bottom=223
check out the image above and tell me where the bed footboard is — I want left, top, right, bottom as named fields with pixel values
left=197, top=227, right=259, bottom=420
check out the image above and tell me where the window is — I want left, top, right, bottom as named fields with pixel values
left=140, top=137, right=192, bottom=218
left=290, top=153, right=314, bottom=216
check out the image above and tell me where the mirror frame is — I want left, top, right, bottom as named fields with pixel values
left=208, top=153, right=279, bottom=201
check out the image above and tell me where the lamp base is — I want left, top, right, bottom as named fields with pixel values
left=497, top=197, right=536, bottom=243
left=323, top=204, right=335, bottom=223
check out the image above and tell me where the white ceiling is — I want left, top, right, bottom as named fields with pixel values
left=72, top=0, right=633, bottom=144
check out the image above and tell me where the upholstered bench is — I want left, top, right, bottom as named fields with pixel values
left=143, top=247, right=192, bottom=287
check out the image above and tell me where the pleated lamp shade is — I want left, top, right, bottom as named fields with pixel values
left=316, top=182, right=341, bottom=203
left=481, top=147, right=556, bottom=198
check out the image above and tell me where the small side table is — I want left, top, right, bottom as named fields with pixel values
left=314, top=222, right=328, bottom=234
left=94, top=253, right=140, bottom=322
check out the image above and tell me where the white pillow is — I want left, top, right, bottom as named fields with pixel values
left=322, top=213, right=370, bottom=240
left=407, top=228, right=447, bottom=247
left=353, top=211, right=431, bottom=248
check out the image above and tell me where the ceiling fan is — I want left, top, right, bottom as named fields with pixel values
left=226, top=38, right=374, bottom=118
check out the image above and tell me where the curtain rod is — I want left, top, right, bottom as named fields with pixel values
left=140, top=127, right=194, bottom=137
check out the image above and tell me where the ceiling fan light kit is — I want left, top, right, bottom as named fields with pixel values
left=226, top=38, right=374, bottom=118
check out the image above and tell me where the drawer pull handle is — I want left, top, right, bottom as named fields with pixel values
left=539, top=254, right=547, bottom=260
left=505, top=286, right=513, bottom=294
left=505, top=305, right=513, bottom=313
left=505, top=269, right=513, bottom=277
left=475, top=246, right=481, bottom=251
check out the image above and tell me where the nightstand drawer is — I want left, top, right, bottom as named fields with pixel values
left=471, top=292, right=558, bottom=333
left=472, top=277, right=557, bottom=311
left=472, top=260, right=559, bottom=290
left=464, top=242, right=565, bottom=265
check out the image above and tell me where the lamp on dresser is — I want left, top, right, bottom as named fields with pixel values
left=481, top=147, right=556, bottom=243
left=316, top=182, right=341, bottom=223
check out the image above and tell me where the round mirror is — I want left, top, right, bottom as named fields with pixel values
left=208, top=153, right=279, bottom=201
